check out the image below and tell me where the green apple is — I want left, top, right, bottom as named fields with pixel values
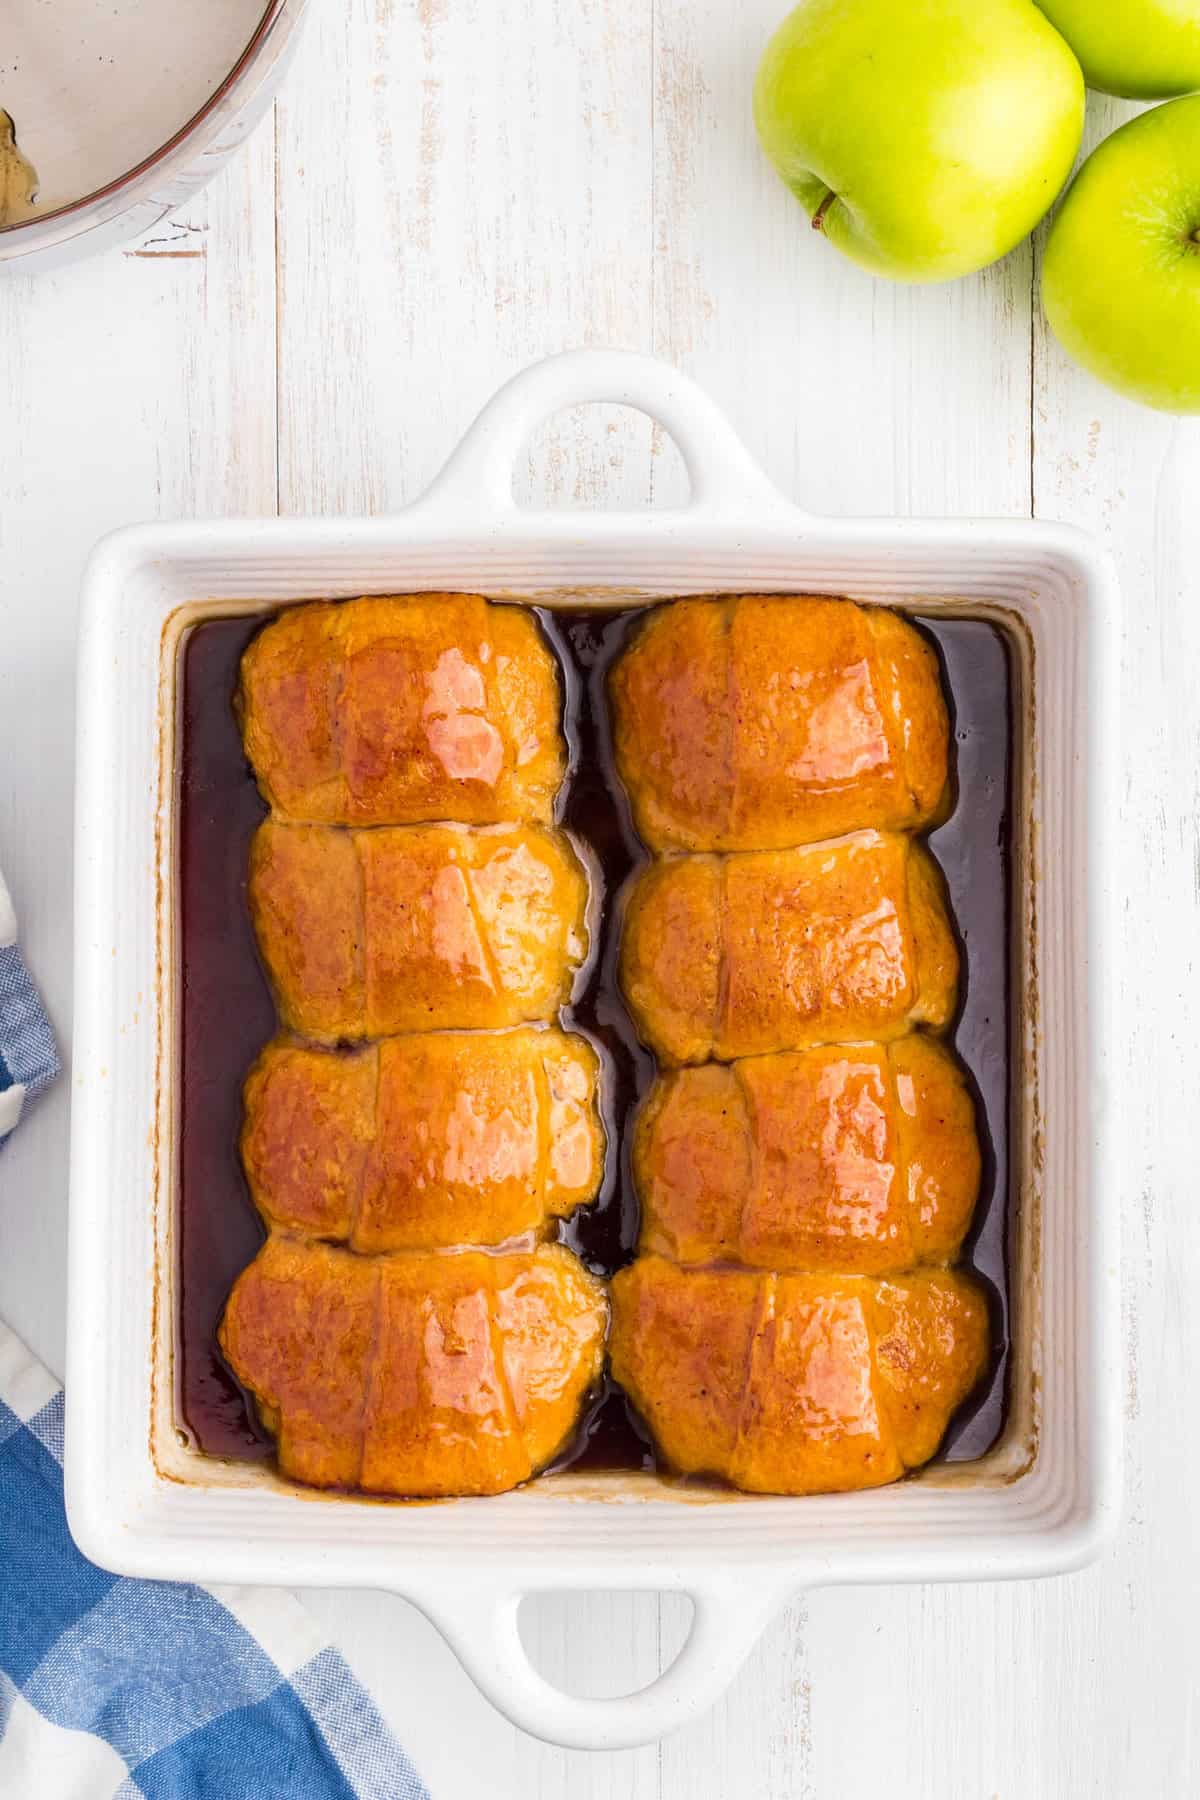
left=1037, top=2, right=1200, bottom=100
left=1043, top=97, right=1200, bottom=411
left=753, top=0, right=1085, bottom=283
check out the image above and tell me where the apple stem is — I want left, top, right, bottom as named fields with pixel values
left=811, top=189, right=836, bottom=234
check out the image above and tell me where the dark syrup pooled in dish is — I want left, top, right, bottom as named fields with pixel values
left=177, top=606, right=1011, bottom=1473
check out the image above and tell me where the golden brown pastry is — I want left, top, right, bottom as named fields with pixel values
left=609, top=1256, right=988, bottom=1494
left=220, top=1238, right=607, bottom=1496
left=242, top=1028, right=603, bottom=1251
left=635, top=1036, right=979, bottom=1274
left=248, top=818, right=589, bottom=1042
left=239, top=594, right=563, bottom=826
left=610, top=595, right=949, bottom=852
left=620, top=830, right=957, bottom=1064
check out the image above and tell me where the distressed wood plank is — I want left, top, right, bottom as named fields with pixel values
left=274, top=0, right=657, bottom=517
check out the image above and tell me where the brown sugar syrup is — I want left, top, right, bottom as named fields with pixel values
left=177, top=605, right=1012, bottom=1478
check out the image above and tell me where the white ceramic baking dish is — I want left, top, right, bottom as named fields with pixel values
left=66, top=349, right=1121, bottom=1751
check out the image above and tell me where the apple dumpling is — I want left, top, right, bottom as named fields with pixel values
left=239, top=593, right=564, bottom=827
left=610, top=1256, right=988, bottom=1495
left=242, top=1028, right=603, bottom=1252
left=220, top=1239, right=607, bottom=1497
left=634, top=1035, right=979, bottom=1275
left=620, top=829, right=957, bottom=1065
left=248, top=818, right=589, bottom=1042
left=610, top=595, right=949, bottom=852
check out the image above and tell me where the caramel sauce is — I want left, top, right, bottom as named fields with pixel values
left=178, top=616, right=273, bottom=1459
left=177, top=605, right=1011, bottom=1474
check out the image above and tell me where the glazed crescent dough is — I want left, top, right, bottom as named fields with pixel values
left=242, top=1028, right=603, bottom=1251
left=635, top=1035, right=980, bottom=1275
left=620, top=830, right=958, bottom=1064
left=610, top=595, right=949, bottom=852
left=239, top=594, right=563, bottom=826
left=248, top=819, right=589, bottom=1043
left=220, top=1238, right=608, bottom=1497
left=610, top=1256, right=988, bottom=1494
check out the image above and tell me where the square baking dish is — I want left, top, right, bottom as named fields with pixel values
left=66, top=349, right=1121, bottom=1750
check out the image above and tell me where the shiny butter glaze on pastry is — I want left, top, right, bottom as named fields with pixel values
left=609, top=1256, right=988, bottom=1495
left=620, top=829, right=957, bottom=1065
left=239, top=594, right=563, bottom=826
left=248, top=819, right=589, bottom=1043
left=242, top=1028, right=603, bottom=1252
left=635, top=1035, right=979, bottom=1275
left=220, top=1239, right=607, bottom=1497
left=610, top=595, right=949, bottom=852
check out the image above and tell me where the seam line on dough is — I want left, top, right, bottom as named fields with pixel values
left=885, top=1042, right=915, bottom=1270
left=730, top=1058, right=759, bottom=1267
left=713, top=855, right=730, bottom=1063
left=349, top=1043, right=381, bottom=1252
left=484, top=1261, right=528, bottom=1470
left=356, top=1260, right=387, bottom=1491
left=533, top=1038, right=552, bottom=1223
left=864, top=1280, right=908, bottom=1475
left=330, top=605, right=350, bottom=820
left=906, top=841, right=956, bottom=1032
left=462, top=845, right=505, bottom=1001
left=730, top=1269, right=776, bottom=1483
left=487, top=600, right=522, bottom=803
left=866, top=607, right=923, bottom=825
left=900, top=839, right=924, bottom=1028
left=349, top=827, right=370, bottom=1036
left=720, top=596, right=737, bottom=849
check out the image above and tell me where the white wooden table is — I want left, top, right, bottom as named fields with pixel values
left=1, top=3, right=1195, bottom=1793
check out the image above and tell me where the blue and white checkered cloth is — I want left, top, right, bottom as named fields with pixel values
left=0, top=870, right=59, bottom=1147
left=0, top=871, right=431, bottom=1798
left=0, top=1326, right=431, bottom=1797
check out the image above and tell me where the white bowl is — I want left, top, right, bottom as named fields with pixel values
left=65, top=349, right=1122, bottom=1749
left=0, top=1, right=308, bottom=272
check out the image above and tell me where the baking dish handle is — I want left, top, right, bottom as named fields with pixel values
left=417, top=1575, right=778, bottom=1750
left=418, top=347, right=799, bottom=522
